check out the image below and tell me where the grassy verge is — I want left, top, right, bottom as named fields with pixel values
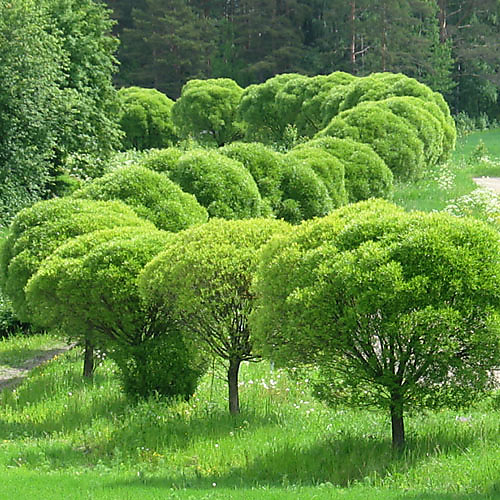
left=393, top=128, right=500, bottom=215
left=0, top=338, right=498, bottom=499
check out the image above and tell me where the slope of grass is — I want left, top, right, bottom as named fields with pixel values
left=0, top=335, right=499, bottom=499
left=393, top=128, right=500, bottom=214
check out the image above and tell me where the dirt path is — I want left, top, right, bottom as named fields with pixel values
left=0, top=343, right=76, bottom=391
left=473, top=177, right=500, bottom=192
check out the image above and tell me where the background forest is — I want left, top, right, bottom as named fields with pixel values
left=107, top=0, right=500, bottom=119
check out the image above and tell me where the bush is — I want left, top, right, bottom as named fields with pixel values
left=112, top=332, right=205, bottom=400
left=140, top=147, right=184, bottom=176
left=172, top=150, right=263, bottom=219
left=238, top=73, right=306, bottom=144
left=172, top=78, right=244, bottom=146
left=277, top=162, right=333, bottom=223
left=293, top=137, right=393, bottom=203
left=376, top=96, right=445, bottom=167
left=219, top=142, right=284, bottom=214
left=117, top=86, right=178, bottom=150
left=285, top=147, right=347, bottom=208
left=73, top=165, right=208, bottom=231
left=318, top=102, right=425, bottom=180
left=337, top=73, right=456, bottom=161
left=0, top=198, right=153, bottom=322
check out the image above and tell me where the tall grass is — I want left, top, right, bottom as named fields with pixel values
left=0, top=335, right=499, bottom=499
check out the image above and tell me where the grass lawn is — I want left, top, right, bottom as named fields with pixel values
left=0, top=335, right=499, bottom=499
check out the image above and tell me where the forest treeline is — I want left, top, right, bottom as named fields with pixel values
left=106, top=0, right=500, bottom=119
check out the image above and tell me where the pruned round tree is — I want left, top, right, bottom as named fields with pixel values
left=252, top=200, right=500, bottom=450
left=139, top=218, right=291, bottom=414
left=172, top=150, right=263, bottom=219
left=293, top=137, right=393, bottom=203
left=72, top=164, right=208, bottom=231
left=26, top=227, right=205, bottom=399
left=0, top=197, right=153, bottom=324
left=336, top=73, right=456, bottom=162
left=219, top=142, right=285, bottom=215
left=277, top=162, right=333, bottom=224
left=117, top=86, right=178, bottom=150
left=172, top=78, right=244, bottom=146
left=285, top=147, right=347, bottom=209
left=238, top=73, right=306, bottom=144
left=318, top=102, right=425, bottom=180
left=140, top=147, right=184, bottom=176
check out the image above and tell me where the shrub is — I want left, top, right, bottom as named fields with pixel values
left=172, top=78, right=244, bottom=146
left=376, top=96, right=445, bottom=167
left=337, top=73, right=456, bottom=161
left=238, top=73, right=306, bottom=144
left=318, top=102, right=425, bottom=180
left=139, top=217, right=290, bottom=413
left=285, top=147, right=347, bottom=208
left=26, top=227, right=205, bottom=399
left=73, top=165, right=208, bottom=231
left=140, top=147, right=184, bottom=176
left=0, top=198, right=153, bottom=323
left=277, top=162, right=333, bottom=223
left=172, top=150, right=263, bottom=219
left=293, top=137, right=393, bottom=202
left=219, top=142, right=284, bottom=214
left=117, top=86, right=178, bottom=150
left=252, top=200, right=500, bottom=450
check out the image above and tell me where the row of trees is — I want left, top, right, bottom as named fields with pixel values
left=107, top=0, right=500, bottom=118
left=2, top=197, right=499, bottom=451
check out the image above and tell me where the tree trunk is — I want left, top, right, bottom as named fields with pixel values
left=390, top=391, right=405, bottom=452
left=83, top=338, right=95, bottom=378
left=227, top=357, right=241, bottom=414
left=438, top=0, right=447, bottom=43
left=350, top=1, right=356, bottom=73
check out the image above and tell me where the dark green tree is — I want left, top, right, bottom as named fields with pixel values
left=119, top=0, right=215, bottom=97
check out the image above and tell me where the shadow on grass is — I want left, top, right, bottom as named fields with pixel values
left=108, top=426, right=483, bottom=492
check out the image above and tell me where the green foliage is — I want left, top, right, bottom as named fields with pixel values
left=41, top=0, right=122, bottom=177
left=139, top=217, right=290, bottom=412
left=219, top=142, right=284, bottom=214
left=117, top=86, right=178, bottom=150
left=0, top=198, right=152, bottom=322
left=285, top=148, right=347, bottom=208
left=26, top=227, right=204, bottom=399
left=238, top=73, right=306, bottom=144
left=294, top=72, right=356, bottom=137
left=376, top=96, right=445, bottom=167
left=172, top=150, right=263, bottom=219
left=0, top=0, right=121, bottom=223
left=140, top=147, right=184, bottom=175
left=277, top=162, right=333, bottom=224
left=293, top=137, right=393, bottom=203
left=336, top=73, right=456, bottom=162
left=72, top=165, right=208, bottom=231
left=172, top=78, right=244, bottom=146
left=253, top=200, right=500, bottom=448
left=0, top=0, right=63, bottom=223
left=319, top=102, right=425, bottom=180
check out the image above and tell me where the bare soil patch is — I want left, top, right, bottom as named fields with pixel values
left=0, top=343, right=75, bottom=391
left=473, top=177, right=500, bottom=192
